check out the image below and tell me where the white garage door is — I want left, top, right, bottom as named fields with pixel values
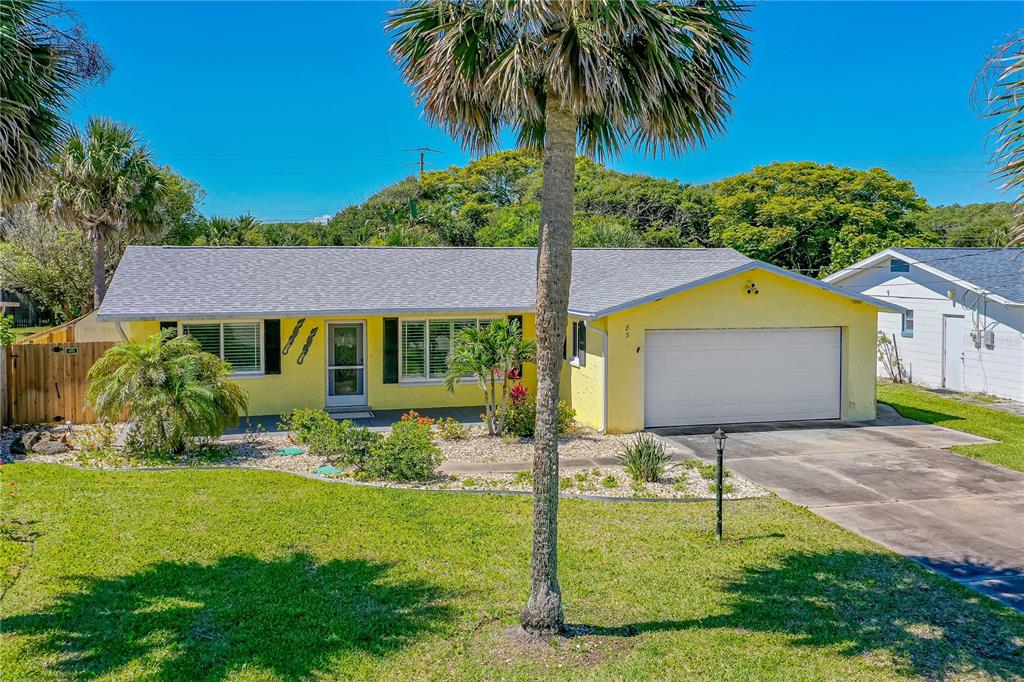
left=644, top=328, right=841, bottom=427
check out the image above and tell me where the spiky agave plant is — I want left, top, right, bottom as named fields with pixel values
left=973, top=31, right=1024, bottom=245
left=87, top=331, right=248, bottom=456
left=388, top=0, right=749, bottom=635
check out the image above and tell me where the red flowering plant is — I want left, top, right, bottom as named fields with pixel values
left=509, top=382, right=529, bottom=406
left=400, top=410, right=436, bottom=427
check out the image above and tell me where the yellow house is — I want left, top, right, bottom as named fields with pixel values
left=98, top=246, right=900, bottom=433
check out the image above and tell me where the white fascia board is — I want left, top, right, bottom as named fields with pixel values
left=825, top=248, right=1017, bottom=307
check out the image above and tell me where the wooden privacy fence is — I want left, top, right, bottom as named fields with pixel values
left=5, top=341, right=115, bottom=426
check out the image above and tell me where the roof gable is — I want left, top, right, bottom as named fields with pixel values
left=825, top=248, right=1024, bottom=304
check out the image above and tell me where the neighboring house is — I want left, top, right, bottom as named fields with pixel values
left=97, top=246, right=899, bottom=432
left=825, top=247, right=1024, bottom=402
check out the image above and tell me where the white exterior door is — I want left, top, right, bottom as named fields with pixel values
left=943, top=315, right=965, bottom=391
left=326, top=322, right=366, bottom=407
left=644, top=328, right=842, bottom=428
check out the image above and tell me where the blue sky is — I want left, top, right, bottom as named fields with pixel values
left=68, top=1, right=1023, bottom=221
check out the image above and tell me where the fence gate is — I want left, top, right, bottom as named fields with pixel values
left=5, top=342, right=115, bottom=426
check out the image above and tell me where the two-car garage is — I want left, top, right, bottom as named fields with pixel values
left=643, top=327, right=843, bottom=428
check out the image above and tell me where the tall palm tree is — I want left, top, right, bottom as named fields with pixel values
left=39, top=117, right=167, bottom=307
left=389, top=1, right=750, bottom=636
left=0, top=0, right=108, bottom=207
left=974, top=31, right=1024, bottom=245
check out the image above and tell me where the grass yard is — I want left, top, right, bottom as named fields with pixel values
left=1, top=465, right=1022, bottom=680
left=878, top=382, right=1024, bottom=473
left=10, top=326, right=53, bottom=341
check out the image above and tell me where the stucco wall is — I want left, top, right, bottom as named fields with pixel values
left=597, top=267, right=880, bottom=433
left=124, top=314, right=537, bottom=416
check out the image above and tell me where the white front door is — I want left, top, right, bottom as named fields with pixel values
left=326, top=322, right=366, bottom=407
left=943, top=315, right=965, bottom=391
left=643, top=328, right=842, bottom=428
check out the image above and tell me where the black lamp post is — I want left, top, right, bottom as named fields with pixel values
left=713, top=427, right=727, bottom=541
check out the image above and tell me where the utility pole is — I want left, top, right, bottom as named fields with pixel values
left=405, top=146, right=441, bottom=178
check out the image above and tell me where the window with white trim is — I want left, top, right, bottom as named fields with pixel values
left=181, top=321, right=262, bottom=374
left=569, top=320, right=586, bottom=366
left=901, top=310, right=914, bottom=338
left=890, top=258, right=910, bottom=273
left=400, top=318, right=491, bottom=381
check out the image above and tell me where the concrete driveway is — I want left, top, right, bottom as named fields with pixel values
left=651, top=405, right=1024, bottom=612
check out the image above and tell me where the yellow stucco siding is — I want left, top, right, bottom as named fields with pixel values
left=599, top=267, right=880, bottom=433
left=562, top=319, right=607, bottom=431
left=124, top=314, right=536, bottom=416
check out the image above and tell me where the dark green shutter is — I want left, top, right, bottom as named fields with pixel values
left=383, top=318, right=399, bottom=384
left=508, top=315, right=524, bottom=376
left=159, top=321, right=177, bottom=341
left=576, top=321, right=586, bottom=366
left=264, top=320, right=281, bottom=374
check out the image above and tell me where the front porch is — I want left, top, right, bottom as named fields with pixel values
left=224, top=405, right=486, bottom=437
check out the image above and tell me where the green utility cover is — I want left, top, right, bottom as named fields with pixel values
left=277, top=447, right=304, bottom=456
left=314, top=466, right=342, bottom=475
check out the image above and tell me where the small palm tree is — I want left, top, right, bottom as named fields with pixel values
left=87, top=331, right=248, bottom=456
left=39, top=117, right=167, bottom=307
left=973, top=31, right=1024, bottom=245
left=389, top=1, right=750, bottom=636
left=444, top=319, right=536, bottom=436
left=0, top=0, right=109, bottom=207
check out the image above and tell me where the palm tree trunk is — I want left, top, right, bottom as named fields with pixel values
left=89, top=226, right=107, bottom=308
left=521, top=90, right=575, bottom=637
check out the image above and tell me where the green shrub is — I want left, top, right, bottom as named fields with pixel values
left=512, top=469, right=533, bottom=487
left=601, top=475, right=618, bottom=489
left=617, top=433, right=673, bottom=483
left=280, top=410, right=381, bottom=469
left=87, top=332, right=248, bottom=457
left=280, top=408, right=336, bottom=445
left=363, top=419, right=443, bottom=482
left=502, top=399, right=576, bottom=438
left=695, top=462, right=731, bottom=480
left=709, top=483, right=735, bottom=495
left=436, top=417, right=469, bottom=441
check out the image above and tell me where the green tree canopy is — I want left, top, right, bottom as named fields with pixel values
left=710, top=161, right=937, bottom=275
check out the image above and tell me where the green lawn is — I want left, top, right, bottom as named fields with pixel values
left=878, top=382, right=1024, bottom=473
left=1, top=465, right=1021, bottom=680
left=10, top=326, right=52, bottom=341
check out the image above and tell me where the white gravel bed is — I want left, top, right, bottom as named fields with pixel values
left=1, top=426, right=767, bottom=500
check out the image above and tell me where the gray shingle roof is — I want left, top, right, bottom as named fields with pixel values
left=890, top=248, right=1024, bottom=303
left=98, top=246, right=754, bottom=320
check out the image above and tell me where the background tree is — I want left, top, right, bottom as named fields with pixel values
left=0, top=0, right=109, bottom=207
left=973, top=30, right=1023, bottom=245
left=917, top=202, right=1016, bottom=247
left=711, top=162, right=936, bottom=275
left=87, top=331, right=248, bottom=456
left=1, top=166, right=199, bottom=321
left=40, top=117, right=168, bottom=308
left=389, top=0, right=750, bottom=636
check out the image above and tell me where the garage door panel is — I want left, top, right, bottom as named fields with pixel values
left=644, top=328, right=841, bottom=427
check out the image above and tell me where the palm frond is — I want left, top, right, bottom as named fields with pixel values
left=387, top=0, right=750, bottom=160
left=973, top=30, right=1024, bottom=245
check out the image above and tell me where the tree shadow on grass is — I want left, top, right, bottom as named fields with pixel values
left=4, top=553, right=452, bottom=679
left=880, top=400, right=966, bottom=427
left=578, top=550, right=1024, bottom=680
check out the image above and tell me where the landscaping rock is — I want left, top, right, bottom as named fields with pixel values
left=31, top=438, right=70, bottom=456
left=19, top=431, right=44, bottom=451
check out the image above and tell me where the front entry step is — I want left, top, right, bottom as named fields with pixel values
left=326, top=406, right=374, bottom=420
